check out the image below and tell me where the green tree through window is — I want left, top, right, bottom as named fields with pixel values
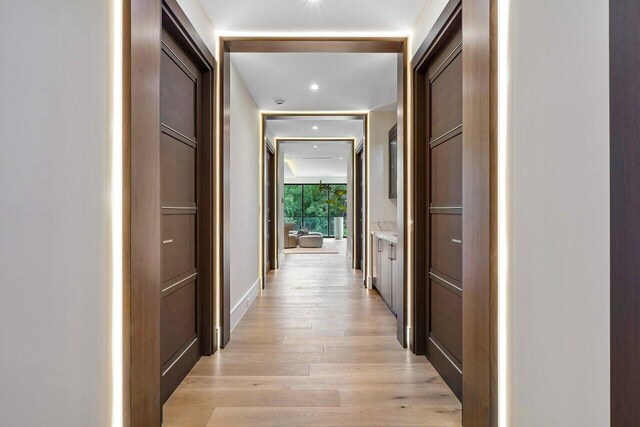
left=283, top=183, right=347, bottom=238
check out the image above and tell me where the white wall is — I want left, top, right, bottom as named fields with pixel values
left=507, top=0, right=610, bottom=425
left=284, top=176, right=347, bottom=184
left=369, top=111, right=398, bottom=228
left=177, top=0, right=217, bottom=57
left=230, top=62, right=261, bottom=330
left=0, top=1, right=110, bottom=425
left=410, top=0, right=449, bottom=57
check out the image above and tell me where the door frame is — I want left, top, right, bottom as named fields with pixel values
left=218, top=37, right=408, bottom=348
left=610, top=0, right=640, bottom=424
left=125, top=0, right=216, bottom=424
left=264, top=142, right=276, bottom=276
left=411, top=0, right=497, bottom=424
left=269, top=136, right=358, bottom=271
left=355, top=143, right=365, bottom=271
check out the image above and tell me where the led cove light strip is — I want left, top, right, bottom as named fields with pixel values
left=497, top=0, right=511, bottom=425
left=110, top=0, right=124, bottom=424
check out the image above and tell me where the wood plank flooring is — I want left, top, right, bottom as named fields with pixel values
left=163, top=240, right=461, bottom=426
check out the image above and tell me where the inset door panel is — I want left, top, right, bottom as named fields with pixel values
left=161, top=132, right=196, bottom=204
left=429, top=52, right=462, bottom=139
left=430, top=214, right=462, bottom=281
left=430, top=133, right=462, bottom=205
left=160, top=335, right=198, bottom=405
left=161, top=278, right=197, bottom=365
left=430, top=280, right=462, bottom=362
left=160, top=46, right=197, bottom=140
left=162, top=214, right=196, bottom=282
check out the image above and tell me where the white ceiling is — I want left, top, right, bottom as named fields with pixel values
left=267, top=117, right=365, bottom=141
left=281, top=140, right=351, bottom=178
left=232, top=53, right=397, bottom=111
left=202, top=0, right=428, bottom=34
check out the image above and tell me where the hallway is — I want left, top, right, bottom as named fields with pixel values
left=163, top=244, right=461, bottom=426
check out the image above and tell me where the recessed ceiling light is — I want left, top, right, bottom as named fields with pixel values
left=313, top=145, right=318, bottom=148
left=310, top=83, right=320, bottom=91
left=339, top=157, right=343, bottom=160
left=312, top=125, right=319, bottom=130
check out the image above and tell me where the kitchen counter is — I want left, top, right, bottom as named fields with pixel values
left=371, top=230, right=398, bottom=244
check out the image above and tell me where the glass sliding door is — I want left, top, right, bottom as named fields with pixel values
left=283, top=184, right=303, bottom=231
left=284, top=183, right=347, bottom=238
left=328, top=184, right=347, bottom=238
left=302, top=184, right=329, bottom=236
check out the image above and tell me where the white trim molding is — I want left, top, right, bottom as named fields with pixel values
left=230, top=278, right=261, bottom=332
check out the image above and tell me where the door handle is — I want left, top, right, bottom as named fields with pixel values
left=452, top=239, right=462, bottom=244
left=377, top=238, right=383, bottom=252
left=162, top=239, right=173, bottom=245
left=389, top=243, right=396, bottom=261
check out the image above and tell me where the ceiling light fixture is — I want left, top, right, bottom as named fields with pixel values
left=310, top=83, right=320, bottom=91
left=312, top=125, right=319, bottom=130
left=313, top=145, right=318, bottom=148
left=339, top=157, right=343, bottom=160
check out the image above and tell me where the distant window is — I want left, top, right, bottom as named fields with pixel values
left=284, top=183, right=347, bottom=238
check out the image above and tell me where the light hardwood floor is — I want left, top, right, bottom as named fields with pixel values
left=163, top=239, right=461, bottom=426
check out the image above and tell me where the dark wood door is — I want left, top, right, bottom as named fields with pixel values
left=266, top=149, right=275, bottom=273
left=425, top=27, right=463, bottom=400
left=355, top=149, right=364, bottom=271
left=160, top=27, right=202, bottom=404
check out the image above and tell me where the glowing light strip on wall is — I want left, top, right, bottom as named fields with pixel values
left=365, top=113, right=371, bottom=287
left=404, top=46, right=413, bottom=345
left=259, top=113, right=264, bottom=285
left=110, top=0, right=123, bottom=424
left=498, top=0, right=511, bottom=425
left=215, top=40, right=222, bottom=349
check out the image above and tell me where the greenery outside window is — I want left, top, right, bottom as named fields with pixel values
left=284, top=183, right=347, bottom=238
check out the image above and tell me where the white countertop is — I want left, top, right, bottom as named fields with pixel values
left=371, top=230, right=398, bottom=244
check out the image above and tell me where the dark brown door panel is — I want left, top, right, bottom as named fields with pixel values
left=162, top=214, right=196, bottom=282
left=161, top=279, right=197, bottom=364
left=430, top=280, right=462, bottom=362
left=421, top=25, right=463, bottom=402
left=430, top=133, right=462, bottom=206
left=160, top=24, right=203, bottom=404
left=430, top=214, right=462, bottom=282
left=160, top=46, right=197, bottom=139
left=161, top=132, right=196, bottom=204
left=429, top=53, right=462, bottom=139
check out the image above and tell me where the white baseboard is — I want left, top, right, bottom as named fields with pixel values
left=230, top=278, right=261, bottom=332
left=366, top=276, right=374, bottom=289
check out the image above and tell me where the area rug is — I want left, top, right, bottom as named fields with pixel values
left=284, top=239, right=339, bottom=254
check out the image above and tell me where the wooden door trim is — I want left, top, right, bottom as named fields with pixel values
left=410, top=0, right=497, bottom=425
left=610, top=0, right=640, bottom=424
left=218, top=37, right=408, bottom=349
left=270, top=135, right=359, bottom=274
left=126, top=0, right=216, bottom=424
left=264, top=143, right=276, bottom=277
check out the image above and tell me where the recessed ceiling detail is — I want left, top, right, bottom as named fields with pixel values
left=202, top=0, right=428, bottom=33
left=232, top=53, right=397, bottom=111
left=281, top=140, right=351, bottom=178
left=267, top=118, right=365, bottom=141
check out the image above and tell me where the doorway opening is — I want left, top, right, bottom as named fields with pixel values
left=218, top=39, right=409, bottom=350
